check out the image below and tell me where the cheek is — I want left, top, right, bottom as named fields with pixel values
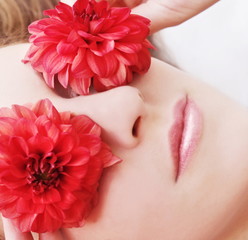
left=88, top=146, right=178, bottom=238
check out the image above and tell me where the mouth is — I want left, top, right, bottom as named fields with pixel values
left=169, top=96, right=203, bottom=181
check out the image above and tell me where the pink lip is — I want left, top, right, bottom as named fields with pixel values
left=169, top=97, right=203, bottom=180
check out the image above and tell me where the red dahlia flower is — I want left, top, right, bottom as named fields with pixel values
left=0, top=99, right=120, bottom=233
left=23, top=0, right=153, bottom=95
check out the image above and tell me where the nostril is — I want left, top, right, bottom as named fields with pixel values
left=132, top=116, right=141, bottom=137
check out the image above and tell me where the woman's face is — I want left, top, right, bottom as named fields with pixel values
left=58, top=58, right=248, bottom=240
left=2, top=44, right=248, bottom=239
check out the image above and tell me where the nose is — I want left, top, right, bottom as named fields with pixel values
left=63, top=86, right=145, bottom=148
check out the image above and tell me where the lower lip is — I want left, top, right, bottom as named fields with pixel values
left=169, top=97, right=203, bottom=180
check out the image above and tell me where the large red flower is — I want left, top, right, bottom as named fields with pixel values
left=0, top=99, right=120, bottom=233
left=23, top=0, right=153, bottom=95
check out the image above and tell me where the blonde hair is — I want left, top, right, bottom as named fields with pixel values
left=0, top=0, right=59, bottom=47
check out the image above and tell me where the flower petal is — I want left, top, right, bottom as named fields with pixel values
left=12, top=105, right=37, bottom=121
left=115, top=42, right=142, bottom=54
left=90, top=40, right=115, bottom=56
left=87, top=50, right=118, bottom=77
left=71, top=115, right=101, bottom=135
left=33, top=188, right=61, bottom=204
left=70, top=77, right=91, bottom=95
left=110, top=7, right=131, bottom=24
left=42, top=46, right=68, bottom=75
left=30, top=211, right=61, bottom=233
left=33, top=99, right=61, bottom=123
left=56, top=40, right=78, bottom=56
left=98, top=26, right=129, bottom=40
left=68, top=147, right=90, bottom=166
left=28, top=135, right=54, bottom=154
left=54, top=134, right=75, bottom=154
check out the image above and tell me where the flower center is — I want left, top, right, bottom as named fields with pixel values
left=26, top=153, right=62, bottom=194
left=81, top=12, right=99, bottom=23
left=74, top=1, right=104, bottom=25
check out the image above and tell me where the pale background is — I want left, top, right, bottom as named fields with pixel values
left=158, top=0, right=248, bottom=106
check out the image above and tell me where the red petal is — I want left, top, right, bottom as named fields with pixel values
left=90, top=18, right=108, bottom=34
left=73, top=0, right=88, bottom=15
left=57, top=190, right=76, bottom=209
left=37, top=120, right=60, bottom=144
left=30, top=211, right=61, bottom=233
left=94, top=0, right=109, bottom=17
left=56, top=153, right=71, bottom=166
left=121, top=17, right=150, bottom=42
left=98, top=26, right=129, bottom=40
left=110, top=7, right=131, bottom=24
left=1, top=202, right=21, bottom=219
left=33, top=35, right=61, bottom=45
left=87, top=50, right=118, bottom=77
left=82, top=156, right=102, bottom=185
left=0, top=186, right=18, bottom=206
left=10, top=155, right=29, bottom=178
left=43, top=47, right=68, bottom=74
left=12, top=104, right=36, bottom=121
left=71, top=48, right=85, bottom=71
left=9, top=136, right=29, bottom=156
left=28, top=135, right=54, bottom=154
left=43, top=72, right=55, bottom=88
left=28, top=18, right=54, bottom=34
left=23, top=45, right=49, bottom=72
left=0, top=118, right=14, bottom=135
left=33, top=188, right=61, bottom=205
left=90, top=40, right=115, bottom=56
left=0, top=107, right=17, bottom=118
left=14, top=119, right=38, bottom=139
left=71, top=115, right=101, bottom=135
left=56, top=40, right=78, bottom=55
left=46, top=204, right=65, bottom=221
left=79, top=135, right=101, bottom=156
left=57, top=66, right=70, bottom=88
left=77, top=30, right=102, bottom=41
left=43, top=8, right=60, bottom=18
left=65, top=165, right=88, bottom=179
left=131, top=47, right=151, bottom=73
left=44, top=24, right=70, bottom=37
left=2, top=174, right=27, bottom=189
left=12, top=185, right=32, bottom=199
left=55, top=2, right=73, bottom=20
left=68, top=147, right=90, bottom=166
left=71, top=48, right=94, bottom=79
left=60, top=174, right=81, bottom=191
left=115, top=42, right=142, bottom=54
left=93, top=63, right=131, bottom=91
left=116, top=51, right=138, bottom=66
left=16, top=198, right=40, bottom=214
left=68, top=30, right=88, bottom=47
left=54, top=134, right=75, bottom=154
left=97, top=142, right=122, bottom=167
left=33, top=99, right=61, bottom=123
left=70, top=77, right=91, bottom=95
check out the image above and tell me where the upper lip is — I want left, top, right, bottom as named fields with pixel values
left=169, top=96, right=203, bottom=181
